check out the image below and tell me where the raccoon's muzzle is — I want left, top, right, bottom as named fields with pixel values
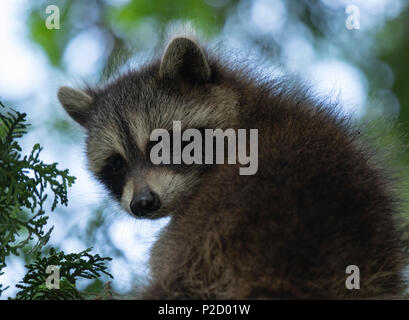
left=130, top=188, right=161, bottom=217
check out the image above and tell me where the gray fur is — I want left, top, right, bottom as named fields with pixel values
left=58, top=86, right=93, bottom=126
left=160, top=37, right=211, bottom=82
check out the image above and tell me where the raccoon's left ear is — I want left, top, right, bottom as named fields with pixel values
left=58, top=86, right=93, bottom=127
left=159, top=37, right=211, bottom=84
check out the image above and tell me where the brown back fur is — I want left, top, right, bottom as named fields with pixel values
left=143, top=49, right=408, bottom=299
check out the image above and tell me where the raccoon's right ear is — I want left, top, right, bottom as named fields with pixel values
left=58, top=86, right=93, bottom=127
left=159, top=37, right=211, bottom=84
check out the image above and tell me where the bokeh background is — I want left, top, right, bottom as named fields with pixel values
left=1, top=0, right=409, bottom=298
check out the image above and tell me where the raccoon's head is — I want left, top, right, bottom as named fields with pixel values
left=58, top=37, right=238, bottom=219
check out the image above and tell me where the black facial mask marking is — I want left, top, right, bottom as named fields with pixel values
left=98, top=154, right=127, bottom=200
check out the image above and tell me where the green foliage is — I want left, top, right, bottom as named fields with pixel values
left=28, top=0, right=231, bottom=75
left=14, top=248, right=112, bottom=300
left=0, top=102, right=75, bottom=268
left=107, top=0, right=228, bottom=37
left=28, top=0, right=72, bottom=67
left=0, top=102, right=113, bottom=299
left=378, top=8, right=409, bottom=146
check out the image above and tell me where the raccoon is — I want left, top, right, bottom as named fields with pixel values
left=58, top=35, right=408, bottom=299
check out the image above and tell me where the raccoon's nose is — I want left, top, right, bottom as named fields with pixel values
left=130, top=190, right=161, bottom=216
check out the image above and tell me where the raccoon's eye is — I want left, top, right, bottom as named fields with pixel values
left=107, top=154, right=125, bottom=172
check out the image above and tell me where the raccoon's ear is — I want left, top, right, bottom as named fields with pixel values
left=58, top=86, right=93, bottom=127
left=159, top=37, right=211, bottom=83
